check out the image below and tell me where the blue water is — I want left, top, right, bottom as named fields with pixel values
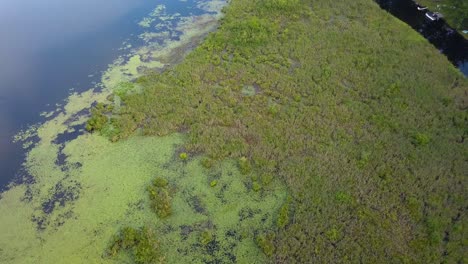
left=0, top=0, right=207, bottom=189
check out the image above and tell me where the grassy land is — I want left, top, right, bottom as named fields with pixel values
left=90, top=0, right=467, bottom=262
left=417, top=0, right=468, bottom=33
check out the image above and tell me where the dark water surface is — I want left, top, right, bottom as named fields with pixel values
left=0, top=0, right=201, bottom=189
left=375, top=0, right=468, bottom=76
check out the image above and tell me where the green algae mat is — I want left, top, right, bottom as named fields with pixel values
left=2, top=0, right=468, bottom=263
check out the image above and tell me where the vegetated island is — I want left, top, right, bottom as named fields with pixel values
left=86, top=0, right=467, bottom=263
left=417, top=0, right=468, bottom=36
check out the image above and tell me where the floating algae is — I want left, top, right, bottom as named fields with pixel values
left=0, top=134, right=184, bottom=263
left=106, top=156, right=287, bottom=263
left=0, top=0, right=287, bottom=263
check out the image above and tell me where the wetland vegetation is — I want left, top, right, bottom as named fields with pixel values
left=91, top=0, right=467, bottom=262
left=0, top=0, right=466, bottom=263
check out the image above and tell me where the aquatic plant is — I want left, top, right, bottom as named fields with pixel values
left=210, top=180, right=218, bottom=187
left=106, top=226, right=163, bottom=264
left=85, top=103, right=110, bottom=132
left=199, top=230, right=214, bottom=245
left=148, top=177, right=172, bottom=218
left=92, top=0, right=467, bottom=260
left=152, top=177, right=169, bottom=188
left=179, top=152, right=188, bottom=160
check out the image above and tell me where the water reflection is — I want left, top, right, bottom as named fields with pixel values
left=0, top=0, right=146, bottom=85
left=0, top=0, right=152, bottom=187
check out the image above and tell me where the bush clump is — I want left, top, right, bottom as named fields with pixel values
left=256, top=231, right=276, bottom=257
left=106, top=226, right=163, bottom=264
left=412, top=132, right=431, bottom=146
left=238, top=157, right=252, bottom=175
left=148, top=177, right=172, bottom=218
left=85, top=103, right=111, bottom=132
left=276, top=202, right=289, bottom=229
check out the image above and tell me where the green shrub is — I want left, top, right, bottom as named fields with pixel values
left=201, top=157, right=214, bottom=169
left=256, top=232, right=275, bottom=257
left=259, top=0, right=300, bottom=13
left=86, top=103, right=109, bottom=132
left=238, top=157, right=252, bottom=175
left=412, top=132, right=431, bottom=146
left=276, top=203, right=289, bottom=229
left=228, top=17, right=274, bottom=47
left=326, top=228, right=340, bottom=242
left=106, top=226, right=162, bottom=264
left=148, top=177, right=172, bottom=218
left=252, top=181, right=261, bottom=192
left=152, top=177, right=168, bottom=188
left=200, top=230, right=214, bottom=245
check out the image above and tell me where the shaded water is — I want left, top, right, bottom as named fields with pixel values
left=375, top=0, right=468, bottom=76
left=0, top=0, right=202, bottom=189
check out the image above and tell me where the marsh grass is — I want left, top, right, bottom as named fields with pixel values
left=91, top=0, right=468, bottom=262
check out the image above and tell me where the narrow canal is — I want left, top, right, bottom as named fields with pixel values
left=375, top=0, right=468, bottom=76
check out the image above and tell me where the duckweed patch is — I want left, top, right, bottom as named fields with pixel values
left=0, top=134, right=184, bottom=263
left=108, top=156, right=287, bottom=263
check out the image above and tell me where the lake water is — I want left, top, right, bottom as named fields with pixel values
left=0, top=0, right=213, bottom=189
left=375, top=0, right=468, bottom=76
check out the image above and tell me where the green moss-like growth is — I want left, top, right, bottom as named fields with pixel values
left=210, top=180, right=218, bottom=187
left=199, top=230, right=214, bottom=245
left=256, top=232, right=276, bottom=257
left=114, top=82, right=136, bottom=98
left=107, top=226, right=162, bottom=264
left=179, top=152, right=188, bottom=161
left=148, top=177, right=172, bottom=218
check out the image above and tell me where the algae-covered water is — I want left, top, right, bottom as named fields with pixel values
left=0, top=0, right=220, bottom=187
left=0, top=0, right=287, bottom=263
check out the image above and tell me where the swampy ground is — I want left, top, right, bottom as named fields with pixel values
left=2, top=0, right=468, bottom=263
